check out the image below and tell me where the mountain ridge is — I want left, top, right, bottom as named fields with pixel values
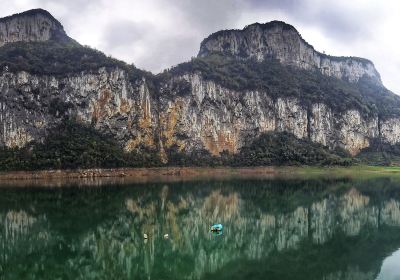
left=0, top=8, right=64, bottom=27
left=1, top=9, right=400, bottom=169
left=201, top=21, right=375, bottom=65
left=198, top=20, right=381, bottom=84
left=0, top=8, right=72, bottom=47
left=0, top=10, right=382, bottom=83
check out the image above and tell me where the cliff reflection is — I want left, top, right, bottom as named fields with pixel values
left=1, top=178, right=400, bottom=279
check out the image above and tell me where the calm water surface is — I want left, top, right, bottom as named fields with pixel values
left=1, top=176, right=400, bottom=279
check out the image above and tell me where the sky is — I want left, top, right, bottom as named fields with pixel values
left=1, top=0, right=400, bottom=93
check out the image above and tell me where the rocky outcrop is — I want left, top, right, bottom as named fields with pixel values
left=0, top=68, right=159, bottom=152
left=0, top=9, right=70, bottom=47
left=1, top=10, right=400, bottom=160
left=380, top=118, right=400, bottom=145
left=159, top=73, right=386, bottom=156
left=1, top=68, right=399, bottom=157
left=199, top=21, right=381, bottom=84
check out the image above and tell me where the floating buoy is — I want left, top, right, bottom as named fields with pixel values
left=210, top=224, right=223, bottom=232
left=144, top=233, right=148, bottom=239
left=163, top=234, right=169, bottom=239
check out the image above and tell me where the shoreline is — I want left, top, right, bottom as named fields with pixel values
left=0, top=166, right=279, bottom=187
left=0, top=166, right=277, bottom=180
left=0, top=166, right=399, bottom=187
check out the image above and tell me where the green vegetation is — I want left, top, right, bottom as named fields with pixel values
left=3, top=39, right=394, bottom=120
left=161, top=54, right=400, bottom=118
left=0, top=122, right=353, bottom=171
left=1, top=39, right=400, bottom=170
left=0, top=121, right=160, bottom=171
left=0, top=41, right=149, bottom=83
left=233, top=131, right=352, bottom=166
left=356, top=139, right=400, bottom=166
left=165, top=131, right=352, bottom=167
left=271, top=165, right=400, bottom=180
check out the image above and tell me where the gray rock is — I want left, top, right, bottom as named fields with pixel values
left=0, top=12, right=399, bottom=162
left=199, top=21, right=381, bottom=84
left=0, top=9, right=70, bottom=47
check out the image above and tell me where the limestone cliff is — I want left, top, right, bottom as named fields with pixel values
left=199, top=21, right=381, bottom=84
left=0, top=68, right=158, bottom=152
left=0, top=9, right=70, bottom=47
left=159, top=73, right=382, bottom=156
left=0, top=68, right=386, bottom=157
left=1, top=10, right=400, bottom=164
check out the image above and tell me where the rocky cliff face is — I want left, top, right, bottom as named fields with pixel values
left=1, top=10, right=400, bottom=162
left=1, top=68, right=391, bottom=157
left=159, top=73, right=385, bottom=156
left=0, top=68, right=158, bottom=153
left=199, top=21, right=381, bottom=84
left=0, top=9, right=69, bottom=47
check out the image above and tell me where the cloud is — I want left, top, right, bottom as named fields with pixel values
left=134, top=35, right=197, bottom=72
left=238, top=0, right=400, bottom=93
left=94, top=0, right=244, bottom=72
left=173, top=0, right=242, bottom=33
left=102, top=20, right=152, bottom=50
left=100, top=18, right=197, bottom=71
left=0, top=0, right=399, bottom=93
left=245, top=0, right=383, bottom=41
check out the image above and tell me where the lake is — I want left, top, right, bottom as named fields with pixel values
left=1, top=175, right=400, bottom=279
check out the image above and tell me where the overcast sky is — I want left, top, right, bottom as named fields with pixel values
left=2, top=0, right=400, bottom=93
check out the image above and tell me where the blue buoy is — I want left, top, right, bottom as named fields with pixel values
left=210, top=224, right=223, bottom=232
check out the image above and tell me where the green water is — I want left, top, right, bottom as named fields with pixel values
left=1, top=177, right=400, bottom=279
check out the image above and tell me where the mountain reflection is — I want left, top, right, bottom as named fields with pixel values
left=1, top=178, right=400, bottom=279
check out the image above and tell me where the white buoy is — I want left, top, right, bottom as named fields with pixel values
left=163, top=234, right=169, bottom=239
left=144, top=233, right=148, bottom=239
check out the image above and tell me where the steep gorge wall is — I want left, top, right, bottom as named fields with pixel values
left=1, top=68, right=400, bottom=158
left=0, top=10, right=398, bottom=160
left=159, top=73, right=392, bottom=156
left=0, top=10, right=397, bottom=161
left=0, top=68, right=158, bottom=153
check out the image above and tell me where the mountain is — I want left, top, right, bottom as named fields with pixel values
left=199, top=21, right=381, bottom=84
left=0, top=8, right=72, bottom=46
left=1, top=9, right=400, bottom=169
